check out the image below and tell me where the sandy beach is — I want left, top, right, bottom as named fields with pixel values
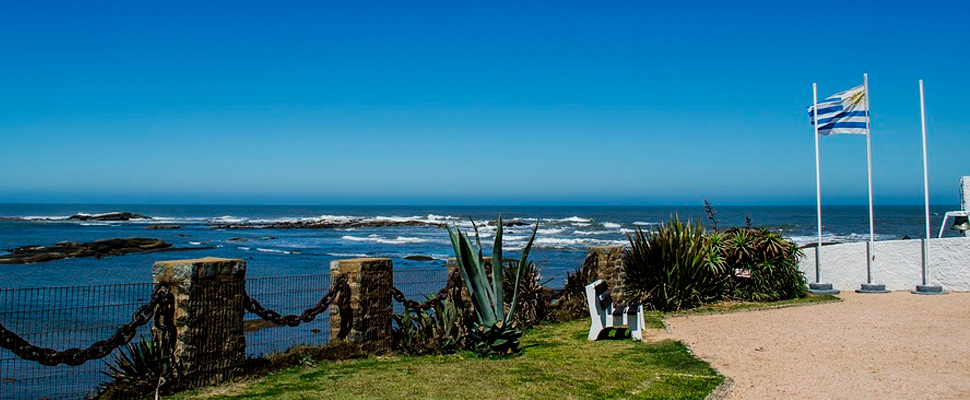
left=664, top=292, right=970, bottom=399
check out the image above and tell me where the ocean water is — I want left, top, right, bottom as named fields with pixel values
left=0, top=203, right=962, bottom=289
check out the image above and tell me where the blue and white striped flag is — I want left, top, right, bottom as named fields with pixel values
left=808, top=84, right=868, bottom=135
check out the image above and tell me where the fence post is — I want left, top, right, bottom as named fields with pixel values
left=585, top=246, right=627, bottom=303
left=153, top=257, right=247, bottom=390
left=330, top=258, right=393, bottom=353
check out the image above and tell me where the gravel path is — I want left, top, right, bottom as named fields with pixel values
left=664, top=292, right=970, bottom=399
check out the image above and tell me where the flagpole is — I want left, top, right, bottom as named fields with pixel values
left=813, top=83, right=823, bottom=283
left=864, top=73, right=875, bottom=284
left=914, top=79, right=945, bottom=295
left=920, top=79, right=931, bottom=286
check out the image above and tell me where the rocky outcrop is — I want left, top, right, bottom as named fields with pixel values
left=0, top=238, right=172, bottom=264
left=146, top=224, right=182, bottom=230
left=210, top=220, right=445, bottom=230
left=67, top=212, right=151, bottom=221
left=487, top=219, right=530, bottom=227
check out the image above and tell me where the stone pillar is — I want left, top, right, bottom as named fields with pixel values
left=585, top=246, right=626, bottom=303
left=330, top=258, right=392, bottom=353
left=153, top=257, right=246, bottom=390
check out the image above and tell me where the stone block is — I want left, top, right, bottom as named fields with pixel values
left=153, top=257, right=246, bottom=391
left=330, top=258, right=393, bottom=354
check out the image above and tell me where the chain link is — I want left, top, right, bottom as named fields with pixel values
left=244, top=274, right=350, bottom=327
left=391, top=270, right=462, bottom=312
left=0, top=285, right=171, bottom=367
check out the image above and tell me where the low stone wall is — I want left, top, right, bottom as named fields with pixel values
left=799, top=236, right=970, bottom=291
left=584, top=246, right=627, bottom=303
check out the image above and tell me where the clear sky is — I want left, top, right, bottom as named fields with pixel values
left=1, top=1, right=967, bottom=206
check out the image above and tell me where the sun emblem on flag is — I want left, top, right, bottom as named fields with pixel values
left=848, top=89, right=866, bottom=106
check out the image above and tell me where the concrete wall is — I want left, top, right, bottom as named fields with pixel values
left=799, top=236, right=970, bottom=291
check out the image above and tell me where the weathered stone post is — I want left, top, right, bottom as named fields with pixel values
left=329, top=258, right=392, bottom=353
left=585, top=246, right=627, bottom=303
left=153, top=257, right=246, bottom=390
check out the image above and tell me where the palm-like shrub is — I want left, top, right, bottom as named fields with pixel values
left=624, top=216, right=727, bottom=311
left=502, top=260, right=548, bottom=329
left=96, top=333, right=169, bottom=399
left=448, top=217, right=538, bottom=357
left=716, top=227, right=807, bottom=301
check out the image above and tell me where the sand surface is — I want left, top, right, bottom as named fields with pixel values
left=663, top=292, right=970, bottom=400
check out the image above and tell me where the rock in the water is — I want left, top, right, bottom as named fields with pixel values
left=0, top=238, right=172, bottom=264
left=145, top=224, right=181, bottom=230
left=487, top=219, right=530, bottom=227
left=404, top=255, right=436, bottom=261
left=68, top=212, right=151, bottom=221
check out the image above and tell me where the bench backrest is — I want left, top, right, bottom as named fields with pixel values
left=585, top=279, right=613, bottom=319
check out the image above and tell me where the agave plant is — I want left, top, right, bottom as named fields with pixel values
left=447, top=216, right=538, bottom=356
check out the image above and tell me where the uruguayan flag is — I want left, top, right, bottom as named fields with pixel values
left=808, top=84, right=868, bottom=135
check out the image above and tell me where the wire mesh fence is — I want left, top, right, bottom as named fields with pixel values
left=0, top=266, right=450, bottom=400
left=0, top=283, right=156, bottom=400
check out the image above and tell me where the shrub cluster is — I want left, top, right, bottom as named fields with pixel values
left=624, top=214, right=807, bottom=312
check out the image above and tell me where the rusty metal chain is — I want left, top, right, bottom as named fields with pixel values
left=391, top=270, right=462, bottom=312
left=0, top=285, right=172, bottom=367
left=244, top=274, right=349, bottom=327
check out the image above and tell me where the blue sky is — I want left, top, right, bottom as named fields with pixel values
left=1, top=1, right=968, bottom=205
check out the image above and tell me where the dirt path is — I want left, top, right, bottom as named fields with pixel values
left=663, top=292, right=970, bottom=400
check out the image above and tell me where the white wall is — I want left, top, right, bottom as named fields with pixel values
left=799, top=236, right=970, bottom=292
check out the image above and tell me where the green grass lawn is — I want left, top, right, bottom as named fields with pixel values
left=170, top=319, right=722, bottom=400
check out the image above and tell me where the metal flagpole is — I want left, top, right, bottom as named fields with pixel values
left=914, top=79, right=945, bottom=295
left=920, top=79, right=931, bottom=285
left=864, top=73, right=875, bottom=284
left=813, top=83, right=823, bottom=283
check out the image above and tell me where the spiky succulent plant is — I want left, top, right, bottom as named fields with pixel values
left=448, top=216, right=537, bottom=355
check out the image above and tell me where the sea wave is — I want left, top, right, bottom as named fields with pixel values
left=552, top=216, right=592, bottom=223
left=633, top=221, right=658, bottom=226
left=256, top=248, right=299, bottom=254
left=327, top=252, right=370, bottom=258
left=789, top=233, right=898, bottom=246
left=574, top=230, right=615, bottom=236
left=602, top=222, right=621, bottom=229
left=341, top=235, right=430, bottom=245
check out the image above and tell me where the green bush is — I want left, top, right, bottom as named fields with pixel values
left=547, top=256, right=598, bottom=322
left=623, top=216, right=728, bottom=311
left=391, top=297, right=461, bottom=355
left=714, top=227, right=807, bottom=302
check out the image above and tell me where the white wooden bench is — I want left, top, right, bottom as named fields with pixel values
left=585, top=279, right=645, bottom=341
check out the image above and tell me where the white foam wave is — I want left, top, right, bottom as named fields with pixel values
left=574, top=230, right=615, bottom=236
left=189, top=241, right=202, bottom=245
left=572, top=222, right=591, bottom=227
left=633, top=221, right=658, bottom=226
left=327, top=252, right=370, bottom=258
left=210, top=215, right=247, bottom=224
left=536, top=228, right=566, bottom=235
left=256, top=248, right=298, bottom=254
left=789, top=233, right=897, bottom=246
left=522, top=237, right=626, bottom=249
left=238, top=247, right=251, bottom=251
left=341, top=235, right=430, bottom=245
left=602, top=222, right=621, bottom=229
left=553, top=216, right=592, bottom=223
